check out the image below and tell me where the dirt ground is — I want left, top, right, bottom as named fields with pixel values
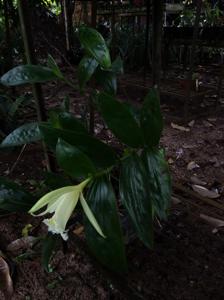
left=1, top=70, right=224, bottom=299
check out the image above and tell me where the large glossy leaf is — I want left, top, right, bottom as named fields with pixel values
left=0, top=123, right=41, bottom=147
left=1, top=65, right=58, bottom=86
left=47, top=55, right=64, bottom=79
left=39, top=124, right=117, bottom=169
left=95, top=68, right=117, bottom=95
left=58, top=112, right=88, bottom=133
left=142, top=148, right=171, bottom=220
left=111, top=56, right=123, bottom=74
left=140, top=89, right=163, bottom=148
left=8, top=95, right=30, bottom=118
left=43, top=172, right=72, bottom=189
left=78, top=55, right=99, bottom=90
left=98, top=93, right=143, bottom=147
left=120, top=153, right=153, bottom=248
left=41, top=234, right=58, bottom=272
left=56, top=139, right=96, bottom=179
left=78, top=26, right=111, bottom=68
left=0, top=177, right=35, bottom=212
left=85, top=176, right=127, bottom=273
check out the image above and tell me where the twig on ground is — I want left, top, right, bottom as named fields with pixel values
left=173, top=182, right=224, bottom=211
left=6, top=144, right=27, bottom=175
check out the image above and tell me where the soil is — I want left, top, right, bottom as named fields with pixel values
left=1, top=69, right=224, bottom=300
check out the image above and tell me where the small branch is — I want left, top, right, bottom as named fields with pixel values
left=173, top=182, right=224, bottom=211
left=6, top=144, right=27, bottom=175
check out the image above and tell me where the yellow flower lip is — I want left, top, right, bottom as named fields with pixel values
left=29, top=178, right=105, bottom=240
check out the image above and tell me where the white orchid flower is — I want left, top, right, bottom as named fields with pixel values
left=29, top=178, right=105, bottom=240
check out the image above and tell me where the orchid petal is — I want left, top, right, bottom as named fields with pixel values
left=80, top=193, right=106, bottom=238
left=43, top=190, right=80, bottom=240
left=29, top=186, right=75, bottom=214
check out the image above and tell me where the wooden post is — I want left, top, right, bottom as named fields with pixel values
left=82, top=0, right=89, bottom=24
left=111, top=0, right=116, bottom=60
left=88, top=0, right=97, bottom=135
left=185, top=0, right=203, bottom=121
left=152, top=0, right=164, bottom=88
left=63, top=0, right=70, bottom=52
left=91, top=0, right=97, bottom=28
left=17, top=0, right=54, bottom=171
left=143, top=0, right=150, bottom=82
left=3, top=0, right=12, bottom=71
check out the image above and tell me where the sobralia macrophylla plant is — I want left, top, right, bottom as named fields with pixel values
left=0, top=26, right=171, bottom=274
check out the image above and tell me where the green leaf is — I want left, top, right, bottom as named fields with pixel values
left=39, top=124, right=117, bottom=169
left=111, top=56, right=123, bottom=74
left=41, top=234, right=58, bottom=272
left=0, top=122, right=41, bottom=147
left=98, top=93, right=143, bottom=147
left=49, top=111, right=61, bottom=129
left=58, top=112, right=88, bottom=133
left=78, top=55, right=98, bottom=90
left=142, top=148, right=171, bottom=220
left=78, top=26, right=111, bottom=68
left=85, top=176, right=127, bottom=273
left=8, top=95, right=29, bottom=118
left=120, top=153, right=153, bottom=248
left=123, top=103, right=141, bottom=124
left=56, top=139, right=96, bottom=179
left=61, top=96, right=70, bottom=112
left=140, top=88, right=163, bottom=148
left=1, top=65, right=58, bottom=86
left=95, top=68, right=117, bottom=95
left=0, top=177, right=35, bottom=212
left=49, top=111, right=88, bottom=133
left=43, top=172, right=72, bottom=189
left=47, top=55, right=64, bottom=79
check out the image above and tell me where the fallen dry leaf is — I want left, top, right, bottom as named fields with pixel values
left=192, top=185, right=220, bottom=199
left=6, top=236, right=37, bottom=255
left=168, top=158, right=174, bottom=164
left=73, top=226, right=84, bottom=236
left=176, top=148, right=184, bottom=159
left=171, top=196, right=182, bottom=205
left=171, top=122, right=190, bottom=132
left=210, top=157, right=221, bottom=168
left=187, top=161, right=200, bottom=171
left=200, top=214, right=224, bottom=233
left=190, top=176, right=207, bottom=186
left=183, top=144, right=196, bottom=149
left=0, top=256, right=13, bottom=299
left=207, top=118, right=217, bottom=122
left=188, top=120, right=195, bottom=127
left=202, top=120, right=213, bottom=127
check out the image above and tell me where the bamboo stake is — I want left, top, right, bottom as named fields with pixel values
left=152, top=0, right=164, bottom=88
left=17, top=0, right=54, bottom=172
left=88, top=0, right=97, bottom=135
left=184, top=0, right=203, bottom=121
